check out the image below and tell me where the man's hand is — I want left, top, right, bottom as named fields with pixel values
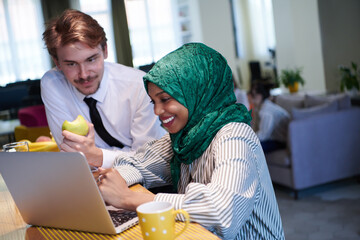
left=61, top=122, right=103, bottom=167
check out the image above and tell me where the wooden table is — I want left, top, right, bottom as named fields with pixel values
left=0, top=175, right=220, bottom=240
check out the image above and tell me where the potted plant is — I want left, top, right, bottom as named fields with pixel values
left=278, top=67, right=305, bottom=93
left=339, top=62, right=359, bottom=96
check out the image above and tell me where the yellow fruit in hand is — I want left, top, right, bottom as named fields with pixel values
left=62, top=115, right=89, bottom=136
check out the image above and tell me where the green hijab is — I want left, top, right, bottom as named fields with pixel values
left=143, top=43, right=252, bottom=190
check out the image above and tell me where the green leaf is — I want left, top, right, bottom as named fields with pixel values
left=339, top=61, right=360, bottom=92
left=279, top=67, right=305, bottom=87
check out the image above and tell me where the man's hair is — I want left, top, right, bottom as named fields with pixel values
left=42, top=9, right=107, bottom=59
left=250, top=81, right=274, bottom=100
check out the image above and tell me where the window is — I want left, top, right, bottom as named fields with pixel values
left=0, top=0, right=50, bottom=86
left=248, top=0, right=275, bottom=58
left=125, top=0, right=178, bottom=67
left=231, top=0, right=275, bottom=59
left=72, top=0, right=117, bottom=63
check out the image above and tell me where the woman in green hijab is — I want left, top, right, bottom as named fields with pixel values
left=97, top=43, right=285, bottom=239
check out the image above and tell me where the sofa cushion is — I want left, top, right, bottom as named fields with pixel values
left=329, top=94, right=351, bottom=110
left=304, top=94, right=329, bottom=108
left=292, top=101, right=338, bottom=120
left=304, top=93, right=351, bottom=110
left=275, top=94, right=305, bottom=114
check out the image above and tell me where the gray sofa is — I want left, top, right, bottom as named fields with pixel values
left=265, top=93, right=360, bottom=198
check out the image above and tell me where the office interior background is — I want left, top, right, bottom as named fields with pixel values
left=1, top=1, right=360, bottom=239
left=1, top=0, right=359, bottom=93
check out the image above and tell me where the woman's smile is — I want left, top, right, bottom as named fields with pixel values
left=147, top=82, right=188, bottom=134
left=161, top=115, right=175, bottom=124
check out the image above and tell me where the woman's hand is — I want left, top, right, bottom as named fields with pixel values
left=97, top=168, right=155, bottom=211
left=60, top=122, right=103, bottom=167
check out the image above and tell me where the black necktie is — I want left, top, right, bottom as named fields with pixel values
left=84, top=97, right=124, bottom=148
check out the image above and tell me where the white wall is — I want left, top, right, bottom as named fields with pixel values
left=272, top=0, right=326, bottom=92
left=187, top=0, right=332, bottom=92
left=189, top=0, right=239, bottom=85
left=318, top=0, right=360, bottom=92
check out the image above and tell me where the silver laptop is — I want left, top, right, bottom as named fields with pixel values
left=0, top=152, right=138, bottom=235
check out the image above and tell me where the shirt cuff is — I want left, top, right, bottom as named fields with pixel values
left=154, top=193, right=185, bottom=210
left=101, top=148, right=118, bottom=168
left=155, top=193, right=186, bottom=221
left=115, top=165, right=143, bottom=187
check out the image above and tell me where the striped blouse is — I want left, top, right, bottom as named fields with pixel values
left=114, top=122, right=285, bottom=239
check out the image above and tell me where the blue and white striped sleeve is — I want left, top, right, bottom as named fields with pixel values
left=113, top=133, right=174, bottom=188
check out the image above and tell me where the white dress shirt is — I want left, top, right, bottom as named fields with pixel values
left=41, top=62, right=166, bottom=168
left=113, top=122, right=285, bottom=239
left=234, top=88, right=250, bottom=109
left=257, top=99, right=290, bottom=143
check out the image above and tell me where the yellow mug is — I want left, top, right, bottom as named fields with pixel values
left=136, top=201, right=190, bottom=240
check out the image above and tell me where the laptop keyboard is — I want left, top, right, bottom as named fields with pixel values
left=108, top=209, right=138, bottom=227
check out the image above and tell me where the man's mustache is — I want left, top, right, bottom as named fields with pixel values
left=74, top=76, right=96, bottom=84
